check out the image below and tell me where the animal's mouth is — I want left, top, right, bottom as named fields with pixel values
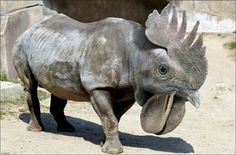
left=138, top=89, right=199, bottom=108
left=139, top=89, right=200, bottom=134
left=140, top=91, right=155, bottom=106
left=140, top=92, right=186, bottom=134
left=154, top=94, right=186, bottom=135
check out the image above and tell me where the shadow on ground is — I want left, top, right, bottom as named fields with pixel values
left=19, top=113, right=194, bottom=153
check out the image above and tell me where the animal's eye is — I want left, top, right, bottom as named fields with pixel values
left=158, top=65, right=168, bottom=75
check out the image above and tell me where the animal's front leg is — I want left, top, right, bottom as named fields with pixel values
left=91, top=89, right=123, bottom=154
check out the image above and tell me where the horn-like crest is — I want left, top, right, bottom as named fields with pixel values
left=145, top=4, right=208, bottom=89
left=145, top=4, right=194, bottom=47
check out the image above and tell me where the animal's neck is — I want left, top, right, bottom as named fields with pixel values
left=126, top=26, right=150, bottom=90
left=128, top=45, right=148, bottom=90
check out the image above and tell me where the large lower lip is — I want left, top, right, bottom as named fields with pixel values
left=140, top=92, right=186, bottom=134
left=155, top=95, right=186, bottom=135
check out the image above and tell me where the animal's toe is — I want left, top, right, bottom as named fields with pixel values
left=102, top=142, right=123, bottom=154
left=27, top=125, right=43, bottom=132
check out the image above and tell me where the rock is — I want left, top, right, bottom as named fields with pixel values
left=172, top=1, right=235, bottom=20
left=0, top=5, right=57, bottom=80
left=0, top=1, right=43, bottom=15
left=0, top=81, right=25, bottom=102
left=172, top=1, right=235, bottom=33
left=211, top=83, right=231, bottom=97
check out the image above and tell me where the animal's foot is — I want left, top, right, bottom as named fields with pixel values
left=27, top=121, right=44, bottom=132
left=57, top=121, right=75, bottom=132
left=101, top=139, right=123, bottom=154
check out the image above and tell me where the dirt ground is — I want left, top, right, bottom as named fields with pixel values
left=1, top=34, right=235, bottom=154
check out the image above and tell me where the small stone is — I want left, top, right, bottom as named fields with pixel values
left=211, top=83, right=231, bottom=96
left=0, top=81, right=25, bottom=102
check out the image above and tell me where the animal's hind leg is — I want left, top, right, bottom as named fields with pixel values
left=50, top=95, right=75, bottom=132
left=13, top=58, right=43, bottom=132
left=26, top=79, right=44, bottom=132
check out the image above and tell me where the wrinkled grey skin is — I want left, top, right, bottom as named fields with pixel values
left=13, top=4, right=207, bottom=154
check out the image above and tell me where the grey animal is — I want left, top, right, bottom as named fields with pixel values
left=13, top=4, right=207, bottom=154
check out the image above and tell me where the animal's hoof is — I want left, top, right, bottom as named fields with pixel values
left=102, top=141, right=123, bottom=154
left=57, top=124, right=75, bottom=132
left=27, top=124, right=43, bottom=132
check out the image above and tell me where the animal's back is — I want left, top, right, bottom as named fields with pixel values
left=13, top=14, right=143, bottom=101
left=13, top=14, right=90, bottom=101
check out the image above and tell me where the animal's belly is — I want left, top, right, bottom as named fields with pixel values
left=31, top=62, right=90, bottom=101
left=40, top=83, right=90, bottom=102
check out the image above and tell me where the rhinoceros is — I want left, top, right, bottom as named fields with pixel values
left=13, top=4, right=207, bottom=154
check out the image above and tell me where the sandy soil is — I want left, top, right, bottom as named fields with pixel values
left=1, top=34, right=235, bottom=154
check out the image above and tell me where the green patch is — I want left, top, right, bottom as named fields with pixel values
left=213, top=96, right=219, bottom=99
left=1, top=90, right=49, bottom=104
left=217, top=33, right=226, bottom=38
left=0, top=100, right=28, bottom=119
left=224, top=41, right=236, bottom=61
left=0, top=89, right=49, bottom=120
left=0, top=74, right=7, bottom=81
left=0, top=109, right=17, bottom=119
left=37, top=90, right=50, bottom=100
left=19, top=108, right=28, bottom=113
left=224, top=41, right=236, bottom=50
left=19, top=94, right=27, bottom=102
left=0, top=110, right=7, bottom=119
left=0, top=74, right=18, bottom=83
left=16, top=89, right=49, bottom=101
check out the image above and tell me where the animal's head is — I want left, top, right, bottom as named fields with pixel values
left=133, top=4, right=207, bottom=134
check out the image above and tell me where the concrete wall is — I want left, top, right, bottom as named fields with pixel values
left=171, top=1, right=235, bottom=33
left=0, top=1, right=56, bottom=80
left=0, top=0, right=43, bottom=15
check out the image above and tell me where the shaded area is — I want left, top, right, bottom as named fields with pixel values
left=43, top=0, right=168, bottom=25
left=19, top=113, right=194, bottom=153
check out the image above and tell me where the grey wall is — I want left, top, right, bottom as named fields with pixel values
left=1, top=1, right=56, bottom=79
left=172, top=1, right=235, bottom=33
